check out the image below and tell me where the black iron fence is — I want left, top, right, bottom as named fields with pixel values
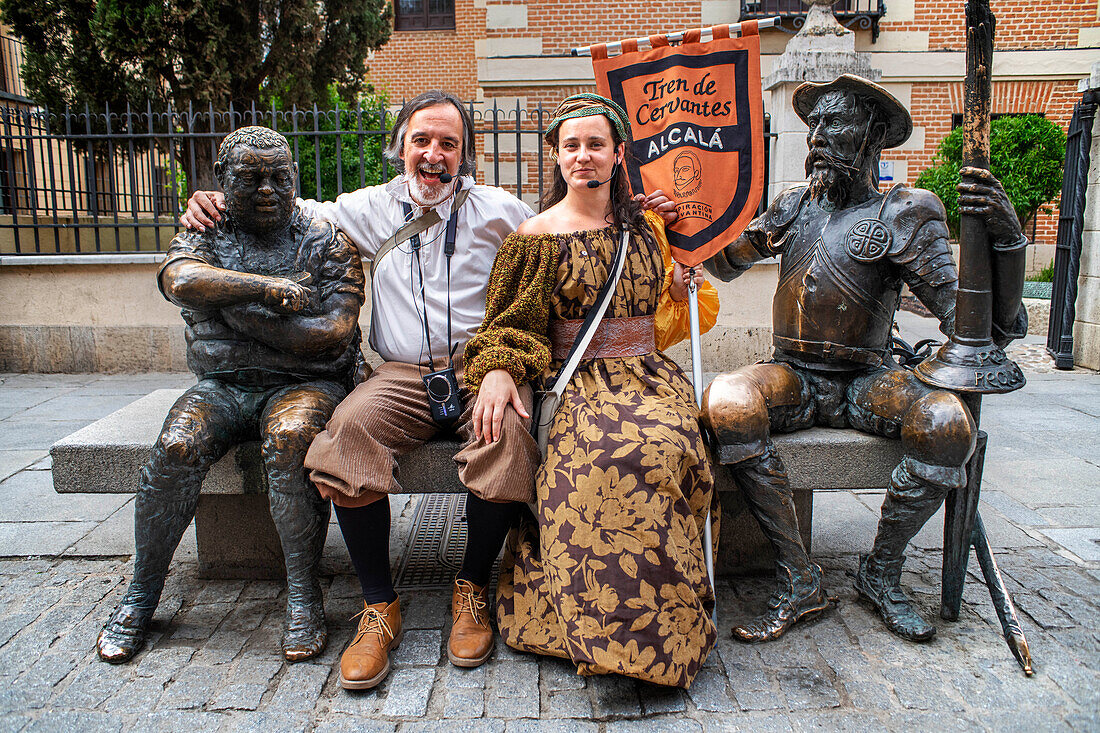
left=1046, top=90, right=1097, bottom=369
left=0, top=101, right=773, bottom=255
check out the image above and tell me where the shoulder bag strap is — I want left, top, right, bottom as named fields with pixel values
left=370, top=186, right=471, bottom=278
left=546, top=226, right=630, bottom=400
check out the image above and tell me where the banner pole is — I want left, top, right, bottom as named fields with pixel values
left=688, top=270, right=717, bottom=625
left=572, top=17, right=778, bottom=56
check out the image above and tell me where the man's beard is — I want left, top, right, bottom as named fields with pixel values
left=408, top=163, right=453, bottom=206
left=805, top=149, right=858, bottom=209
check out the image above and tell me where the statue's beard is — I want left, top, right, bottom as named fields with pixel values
left=225, top=195, right=295, bottom=234
left=805, top=149, right=859, bottom=209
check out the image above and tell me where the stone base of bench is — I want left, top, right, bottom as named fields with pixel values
left=196, top=495, right=286, bottom=579
left=53, top=388, right=906, bottom=579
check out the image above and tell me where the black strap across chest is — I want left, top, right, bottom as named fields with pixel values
left=402, top=184, right=462, bottom=368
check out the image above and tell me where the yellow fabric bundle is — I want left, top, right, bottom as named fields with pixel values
left=645, top=211, right=720, bottom=350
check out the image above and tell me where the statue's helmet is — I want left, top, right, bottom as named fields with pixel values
left=792, top=74, right=913, bottom=150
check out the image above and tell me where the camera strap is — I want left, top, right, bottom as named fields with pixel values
left=372, top=185, right=471, bottom=278
left=402, top=180, right=464, bottom=370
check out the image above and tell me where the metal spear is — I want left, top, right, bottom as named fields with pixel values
left=971, top=512, right=1034, bottom=675
left=688, top=268, right=717, bottom=626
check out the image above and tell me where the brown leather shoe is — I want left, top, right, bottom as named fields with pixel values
left=339, top=597, right=402, bottom=690
left=447, top=578, right=494, bottom=668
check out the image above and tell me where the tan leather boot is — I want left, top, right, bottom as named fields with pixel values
left=447, top=579, right=494, bottom=667
left=340, top=597, right=402, bottom=690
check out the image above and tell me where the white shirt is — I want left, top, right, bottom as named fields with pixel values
left=299, top=175, right=534, bottom=365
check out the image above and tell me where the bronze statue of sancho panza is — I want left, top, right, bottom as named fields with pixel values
left=97, top=126, right=365, bottom=664
left=703, top=74, right=1027, bottom=643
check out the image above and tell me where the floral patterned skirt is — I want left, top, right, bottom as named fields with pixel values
left=495, top=353, right=717, bottom=688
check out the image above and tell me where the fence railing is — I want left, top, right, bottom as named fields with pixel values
left=0, top=101, right=772, bottom=255
left=740, top=0, right=885, bottom=41
left=1046, top=90, right=1096, bottom=369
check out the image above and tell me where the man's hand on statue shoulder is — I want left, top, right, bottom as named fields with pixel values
left=957, top=166, right=1024, bottom=248
left=636, top=189, right=678, bottom=225
left=180, top=191, right=227, bottom=232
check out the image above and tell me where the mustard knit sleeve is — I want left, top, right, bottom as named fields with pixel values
left=645, top=211, right=720, bottom=351
left=463, top=232, right=560, bottom=391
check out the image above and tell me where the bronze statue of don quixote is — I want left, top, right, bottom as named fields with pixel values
left=702, top=0, right=1034, bottom=674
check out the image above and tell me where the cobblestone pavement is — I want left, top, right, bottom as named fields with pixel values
left=0, top=351, right=1098, bottom=731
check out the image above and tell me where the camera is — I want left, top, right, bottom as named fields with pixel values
left=423, top=366, right=463, bottom=427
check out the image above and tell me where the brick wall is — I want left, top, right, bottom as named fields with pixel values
left=367, top=0, right=485, bottom=101
left=881, top=0, right=1099, bottom=50
left=496, top=1, right=703, bottom=54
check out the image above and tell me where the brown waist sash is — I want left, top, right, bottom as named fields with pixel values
left=550, top=314, right=656, bottom=361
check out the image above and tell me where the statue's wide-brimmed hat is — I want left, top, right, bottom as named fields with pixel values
left=792, top=74, right=913, bottom=149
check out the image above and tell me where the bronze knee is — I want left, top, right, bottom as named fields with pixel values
left=702, top=365, right=800, bottom=463
left=900, top=391, right=976, bottom=489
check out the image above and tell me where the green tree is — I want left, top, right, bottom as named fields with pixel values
left=284, top=86, right=392, bottom=201
left=1, top=0, right=392, bottom=189
left=914, top=115, right=1066, bottom=239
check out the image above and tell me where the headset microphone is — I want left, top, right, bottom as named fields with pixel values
left=586, top=162, right=621, bottom=189
left=439, top=172, right=453, bottom=184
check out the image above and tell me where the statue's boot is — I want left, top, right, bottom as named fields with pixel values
left=854, top=554, right=934, bottom=641
left=269, top=486, right=330, bottom=662
left=733, top=561, right=829, bottom=642
left=98, top=482, right=199, bottom=663
left=730, top=449, right=829, bottom=642
left=855, top=460, right=947, bottom=642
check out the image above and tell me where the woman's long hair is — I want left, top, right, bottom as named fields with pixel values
left=539, top=119, right=645, bottom=234
left=539, top=111, right=663, bottom=277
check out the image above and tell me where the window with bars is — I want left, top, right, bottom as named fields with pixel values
left=395, top=0, right=455, bottom=31
left=0, top=148, right=27, bottom=214
left=85, top=158, right=118, bottom=215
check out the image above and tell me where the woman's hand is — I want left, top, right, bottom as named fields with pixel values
left=472, top=369, right=529, bottom=443
left=635, top=189, right=678, bottom=225
left=669, top=261, right=705, bottom=302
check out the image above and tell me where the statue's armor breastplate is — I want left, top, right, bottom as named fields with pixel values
left=772, top=197, right=901, bottom=370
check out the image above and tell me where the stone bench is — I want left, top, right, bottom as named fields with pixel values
left=53, top=387, right=941, bottom=584
left=52, top=389, right=467, bottom=579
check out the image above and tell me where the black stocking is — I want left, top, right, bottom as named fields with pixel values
left=458, top=492, right=518, bottom=587
left=334, top=497, right=396, bottom=605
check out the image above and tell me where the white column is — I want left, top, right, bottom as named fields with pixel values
left=763, top=1, right=880, bottom=201
left=1071, top=64, right=1100, bottom=370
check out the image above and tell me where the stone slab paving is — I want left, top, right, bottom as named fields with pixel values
left=0, top=353, right=1098, bottom=731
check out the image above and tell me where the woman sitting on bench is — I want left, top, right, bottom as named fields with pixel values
left=463, top=94, right=719, bottom=689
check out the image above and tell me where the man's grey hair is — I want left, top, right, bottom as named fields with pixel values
left=385, top=90, right=476, bottom=176
left=217, top=126, right=292, bottom=168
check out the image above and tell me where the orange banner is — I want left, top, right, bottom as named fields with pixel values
left=592, top=24, right=764, bottom=267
